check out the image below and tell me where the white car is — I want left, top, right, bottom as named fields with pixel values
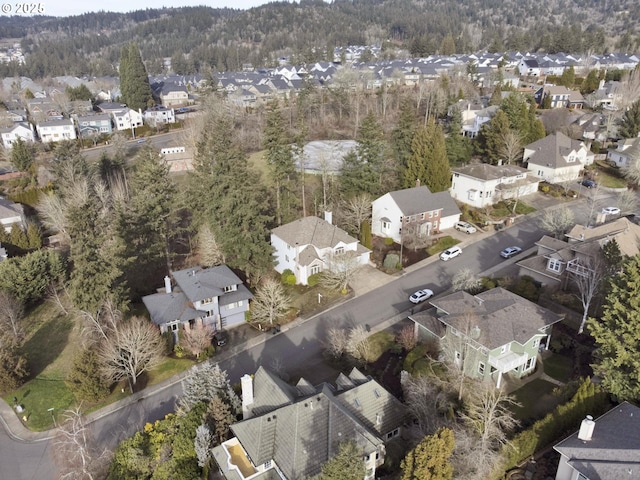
left=602, top=207, right=621, bottom=216
left=439, top=246, right=462, bottom=261
left=455, top=221, right=477, bottom=234
left=409, top=289, right=434, bottom=304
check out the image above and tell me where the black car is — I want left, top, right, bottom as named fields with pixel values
left=581, top=179, right=597, bottom=188
left=213, top=332, right=227, bottom=347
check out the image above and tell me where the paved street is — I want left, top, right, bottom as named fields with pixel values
left=0, top=188, right=622, bottom=479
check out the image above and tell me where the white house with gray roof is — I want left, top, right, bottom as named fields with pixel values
left=607, top=137, right=640, bottom=169
left=371, top=186, right=461, bottom=243
left=1, top=122, right=35, bottom=149
left=271, top=215, right=370, bottom=285
left=554, top=402, right=640, bottom=480
left=36, top=118, right=76, bottom=143
left=409, top=288, right=563, bottom=389
left=0, top=197, right=26, bottom=233
left=524, top=132, right=594, bottom=184
left=450, top=163, right=541, bottom=208
left=212, top=366, right=407, bottom=480
left=142, top=264, right=252, bottom=337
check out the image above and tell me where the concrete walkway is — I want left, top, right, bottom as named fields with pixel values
left=0, top=190, right=579, bottom=443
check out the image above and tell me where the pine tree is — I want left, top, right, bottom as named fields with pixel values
left=475, top=110, right=511, bottom=164
left=400, top=428, right=455, bottom=480
left=9, top=137, right=33, bottom=172
left=319, top=441, right=366, bottom=480
left=587, top=255, right=640, bottom=401
left=392, top=98, right=417, bottom=184
left=421, top=118, right=450, bottom=192
left=119, top=43, right=154, bottom=111
left=403, top=124, right=429, bottom=188
left=581, top=69, right=600, bottom=95
left=619, top=99, right=640, bottom=139
left=67, top=348, right=110, bottom=402
left=445, top=109, right=473, bottom=166
left=489, top=85, right=502, bottom=106
left=26, top=222, right=42, bottom=249
left=264, top=104, right=296, bottom=225
left=560, top=65, right=575, bottom=87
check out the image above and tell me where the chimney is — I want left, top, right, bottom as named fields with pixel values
left=415, top=178, right=421, bottom=187
left=164, top=275, right=172, bottom=294
left=241, top=374, right=254, bottom=419
left=324, top=211, right=333, bottom=225
left=578, top=415, right=595, bottom=441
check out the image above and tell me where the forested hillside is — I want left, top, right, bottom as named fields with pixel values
left=0, top=0, right=639, bottom=78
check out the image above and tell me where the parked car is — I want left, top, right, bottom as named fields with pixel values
left=581, top=179, right=597, bottom=188
left=500, top=246, right=522, bottom=259
left=455, top=221, right=477, bottom=234
left=409, top=289, right=434, bottom=304
left=213, top=331, right=227, bottom=347
left=602, top=207, right=621, bottom=215
left=440, top=246, right=462, bottom=261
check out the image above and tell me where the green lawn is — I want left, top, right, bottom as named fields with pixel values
left=367, top=331, right=395, bottom=362
left=511, top=379, right=561, bottom=422
left=543, top=353, right=573, bottom=383
left=596, top=171, right=627, bottom=188
left=426, top=236, right=459, bottom=256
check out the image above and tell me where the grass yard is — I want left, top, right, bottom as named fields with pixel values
left=367, top=331, right=396, bottom=362
left=543, top=353, right=574, bottom=383
left=511, top=378, right=561, bottom=423
left=595, top=170, right=627, bottom=188
left=426, top=236, right=459, bottom=256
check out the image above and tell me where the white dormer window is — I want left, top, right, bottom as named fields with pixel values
left=202, top=297, right=214, bottom=305
left=335, top=246, right=345, bottom=255
left=548, top=258, right=562, bottom=273
left=223, top=285, right=237, bottom=293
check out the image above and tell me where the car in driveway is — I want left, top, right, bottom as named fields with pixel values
left=581, top=179, right=597, bottom=188
left=500, top=246, right=522, bottom=259
left=455, top=221, right=477, bottom=234
left=440, top=246, right=462, bottom=261
left=409, top=289, right=434, bottom=304
left=602, top=207, right=621, bottom=216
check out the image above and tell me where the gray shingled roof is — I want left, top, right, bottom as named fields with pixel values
left=387, top=186, right=461, bottom=218
left=0, top=198, right=24, bottom=221
left=453, top=163, right=529, bottom=181
left=172, top=265, right=244, bottom=303
left=142, top=291, right=200, bottom=326
left=430, top=288, right=563, bottom=349
left=525, top=132, right=588, bottom=169
left=554, top=402, right=640, bottom=480
left=271, top=216, right=360, bottom=250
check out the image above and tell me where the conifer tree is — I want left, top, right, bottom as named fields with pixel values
left=619, top=99, right=640, bottom=139
left=9, top=137, right=33, bottom=172
left=475, top=110, right=511, bottom=164
left=319, top=441, right=366, bottom=480
left=588, top=254, right=640, bottom=401
left=401, top=427, right=455, bottom=480
left=422, top=118, right=451, bottom=192
left=119, top=43, right=154, bottom=111
left=392, top=98, right=417, bottom=183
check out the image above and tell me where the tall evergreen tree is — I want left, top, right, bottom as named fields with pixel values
left=119, top=43, right=154, bottom=112
left=319, top=441, right=366, bottom=480
left=400, top=428, right=455, bottom=480
left=581, top=69, right=600, bottom=95
left=264, top=104, right=296, bottom=225
left=9, top=137, right=34, bottom=172
left=445, top=109, right=472, bottom=166
left=619, top=99, right=640, bottom=139
left=404, top=118, right=450, bottom=191
left=475, top=110, right=511, bottom=164
left=392, top=98, right=417, bottom=184
left=588, top=254, right=640, bottom=401
left=559, top=65, right=575, bottom=87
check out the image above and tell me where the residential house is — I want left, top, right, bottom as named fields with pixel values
left=68, top=100, right=94, bottom=115
left=450, top=163, right=540, bottom=209
left=0, top=108, right=27, bottom=123
left=271, top=214, right=371, bottom=286
left=0, top=197, right=26, bottom=233
left=462, top=105, right=498, bottom=138
left=36, top=118, right=76, bottom=143
left=212, top=366, right=408, bottom=480
left=142, top=265, right=253, bottom=336
left=76, top=114, right=113, bottom=138
left=143, top=106, right=175, bottom=127
left=554, top=402, right=640, bottom=480
left=524, top=132, right=594, bottom=184
left=0, top=242, right=7, bottom=262
left=371, top=186, right=461, bottom=243
left=160, top=85, right=189, bottom=108
left=26, top=98, right=63, bottom=122
left=607, top=137, right=640, bottom=168
left=539, top=85, right=584, bottom=109
left=518, top=58, right=542, bottom=77
left=588, top=79, right=623, bottom=110
left=518, top=218, right=640, bottom=288
left=1, top=122, right=35, bottom=149
left=112, top=108, right=143, bottom=131
left=409, top=288, right=563, bottom=388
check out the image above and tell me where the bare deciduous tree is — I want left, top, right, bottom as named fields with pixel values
left=0, top=291, right=24, bottom=340
left=249, top=277, right=292, bottom=326
left=197, top=223, right=225, bottom=267
left=346, top=324, right=373, bottom=362
left=182, top=321, right=215, bottom=358
left=339, top=193, right=371, bottom=236
left=403, top=374, right=449, bottom=438
left=396, top=324, right=417, bottom=351
left=320, top=251, right=362, bottom=293
left=325, top=326, right=349, bottom=358
left=451, top=268, right=481, bottom=293
left=46, top=281, right=70, bottom=315
left=538, top=205, right=575, bottom=239
left=571, top=254, right=606, bottom=334
left=53, top=407, right=112, bottom=480
left=498, top=129, right=523, bottom=165
left=98, top=316, right=163, bottom=393
left=618, top=67, right=640, bottom=111
left=616, top=188, right=638, bottom=215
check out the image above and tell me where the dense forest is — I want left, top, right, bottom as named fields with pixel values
left=0, top=0, right=639, bottom=78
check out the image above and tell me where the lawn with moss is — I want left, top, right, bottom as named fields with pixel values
left=543, top=353, right=573, bottom=383
left=426, top=236, right=459, bottom=256
left=511, top=378, right=561, bottom=422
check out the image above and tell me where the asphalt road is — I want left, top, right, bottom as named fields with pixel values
left=0, top=189, right=620, bottom=479
left=81, top=130, right=186, bottom=162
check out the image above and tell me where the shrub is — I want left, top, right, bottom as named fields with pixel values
left=426, top=236, right=458, bottom=256
left=510, top=275, right=540, bottom=302
left=539, top=184, right=550, bottom=193
left=161, top=331, right=175, bottom=355
left=281, top=269, right=296, bottom=285
left=384, top=237, right=394, bottom=246
left=307, top=273, right=321, bottom=287
left=173, top=344, right=185, bottom=358
left=403, top=344, right=428, bottom=373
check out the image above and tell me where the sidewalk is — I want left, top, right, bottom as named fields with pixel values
left=0, top=191, right=576, bottom=443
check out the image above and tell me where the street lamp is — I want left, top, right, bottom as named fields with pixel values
left=318, top=293, right=323, bottom=304
left=47, top=407, right=56, bottom=426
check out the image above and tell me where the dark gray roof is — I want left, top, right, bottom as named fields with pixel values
left=524, top=132, right=588, bottom=169
left=554, top=402, right=640, bottom=480
left=386, top=186, right=461, bottom=218
left=430, top=288, right=563, bottom=349
left=453, top=163, right=529, bottom=181
left=172, top=265, right=244, bottom=303
left=142, top=291, right=200, bottom=326
left=37, top=118, right=73, bottom=127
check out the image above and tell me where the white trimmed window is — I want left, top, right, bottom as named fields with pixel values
left=478, top=361, right=485, bottom=375
left=547, top=258, right=562, bottom=273
left=223, top=285, right=237, bottom=293
left=335, top=246, right=345, bottom=255
left=310, top=265, right=321, bottom=275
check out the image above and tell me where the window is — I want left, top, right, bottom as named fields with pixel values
left=264, top=460, right=272, bottom=469
left=385, top=428, right=399, bottom=440
left=310, top=265, right=321, bottom=275
left=532, top=338, right=540, bottom=349
left=335, top=246, right=345, bottom=255
left=382, top=220, right=390, bottom=231
left=537, top=170, right=543, bottom=176
left=547, top=258, right=562, bottom=273
left=228, top=301, right=242, bottom=309
left=223, top=285, right=237, bottom=293
left=525, top=357, right=535, bottom=371
left=500, top=345, right=507, bottom=354
left=202, top=297, right=214, bottom=305
left=285, top=255, right=289, bottom=262
left=478, top=362, right=485, bottom=375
